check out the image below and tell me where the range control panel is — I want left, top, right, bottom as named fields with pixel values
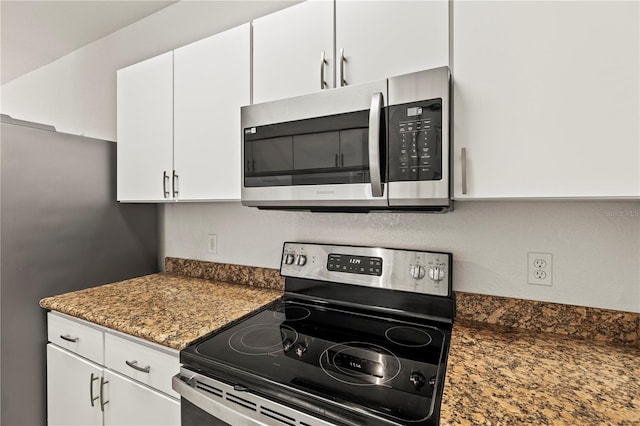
left=281, top=242, right=451, bottom=297
left=327, top=254, right=382, bottom=276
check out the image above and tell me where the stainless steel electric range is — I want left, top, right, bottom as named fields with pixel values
left=173, top=242, right=455, bottom=426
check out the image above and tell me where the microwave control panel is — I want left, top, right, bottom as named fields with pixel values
left=387, top=99, right=443, bottom=182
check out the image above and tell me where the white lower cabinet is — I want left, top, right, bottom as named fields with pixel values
left=103, top=371, right=180, bottom=426
left=47, top=345, right=103, bottom=426
left=46, top=312, right=180, bottom=426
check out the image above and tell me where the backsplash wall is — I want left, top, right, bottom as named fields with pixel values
left=162, top=200, right=640, bottom=313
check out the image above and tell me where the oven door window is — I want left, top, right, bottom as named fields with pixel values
left=244, top=110, right=375, bottom=187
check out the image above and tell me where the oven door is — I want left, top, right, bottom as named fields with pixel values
left=173, top=369, right=335, bottom=426
left=241, top=80, right=388, bottom=209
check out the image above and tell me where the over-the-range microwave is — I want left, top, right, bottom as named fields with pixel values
left=241, top=67, right=451, bottom=212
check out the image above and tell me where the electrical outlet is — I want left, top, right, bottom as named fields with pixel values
left=528, top=252, right=552, bottom=286
left=208, top=234, right=217, bottom=254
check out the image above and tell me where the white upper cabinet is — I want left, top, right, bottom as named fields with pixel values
left=174, top=23, right=250, bottom=200
left=117, top=52, right=173, bottom=202
left=253, top=0, right=449, bottom=103
left=117, top=24, right=250, bottom=202
left=335, top=0, right=449, bottom=86
left=252, top=0, right=334, bottom=104
left=452, top=1, right=640, bottom=199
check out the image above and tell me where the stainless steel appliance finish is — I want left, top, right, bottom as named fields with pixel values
left=0, top=115, right=158, bottom=425
left=175, top=242, right=454, bottom=426
left=281, top=242, right=451, bottom=297
left=241, top=67, right=451, bottom=212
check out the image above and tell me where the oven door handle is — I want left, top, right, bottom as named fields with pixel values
left=172, top=374, right=266, bottom=426
left=368, top=92, right=384, bottom=198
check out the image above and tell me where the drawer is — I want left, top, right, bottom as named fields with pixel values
left=47, top=312, right=104, bottom=364
left=105, top=332, right=179, bottom=398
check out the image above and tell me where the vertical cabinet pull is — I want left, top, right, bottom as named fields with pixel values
left=339, top=48, right=347, bottom=87
left=172, top=170, right=179, bottom=198
left=162, top=171, right=170, bottom=198
left=461, top=147, right=468, bottom=195
left=99, top=377, right=109, bottom=412
left=320, top=51, right=327, bottom=89
left=89, top=373, right=99, bottom=407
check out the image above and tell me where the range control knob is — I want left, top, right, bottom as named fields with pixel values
left=294, top=342, right=307, bottom=358
left=282, top=339, right=294, bottom=352
left=409, top=371, right=426, bottom=389
left=428, top=266, right=445, bottom=282
left=284, top=254, right=295, bottom=265
left=410, top=265, right=426, bottom=280
left=296, top=255, right=307, bottom=266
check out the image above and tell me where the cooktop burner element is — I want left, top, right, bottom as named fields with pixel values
left=273, top=305, right=311, bottom=321
left=178, top=243, right=455, bottom=426
left=319, top=341, right=401, bottom=386
left=385, top=326, right=434, bottom=347
left=228, top=323, right=298, bottom=356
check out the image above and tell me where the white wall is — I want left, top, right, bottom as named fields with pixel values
left=1, top=1, right=638, bottom=313
left=0, top=0, right=298, bottom=141
left=163, top=200, right=640, bottom=313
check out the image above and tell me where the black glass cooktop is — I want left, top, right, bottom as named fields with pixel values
left=181, top=296, right=450, bottom=425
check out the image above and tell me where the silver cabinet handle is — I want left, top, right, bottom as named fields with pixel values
left=163, top=171, right=170, bottom=198
left=461, top=147, right=468, bottom=195
left=172, top=170, right=179, bottom=198
left=89, top=373, right=99, bottom=407
left=60, top=334, right=78, bottom=343
left=320, top=51, right=327, bottom=89
left=125, top=360, right=151, bottom=373
left=339, top=48, right=347, bottom=87
left=368, top=92, right=384, bottom=197
left=99, top=377, right=109, bottom=412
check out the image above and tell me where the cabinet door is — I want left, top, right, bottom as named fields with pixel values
left=103, top=371, right=180, bottom=426
left=174, top=23, right=250, bottom=200
left=117, top=52, right=174, bottom=201
left=253, top=0, right=334, bottom=103
left=335, top=0, right=449, bottom=86
left=453, top=1, right=639, bottom=198
left=47, top=345, right=102, bottom=426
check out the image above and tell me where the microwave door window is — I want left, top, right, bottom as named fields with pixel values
left=246, top=137, right=293, bottom=187
left=253, top=136, right=293, bottom=173
left=339, top=129, right=368, bottom=169
left=293, top=132, right=340, bottom=170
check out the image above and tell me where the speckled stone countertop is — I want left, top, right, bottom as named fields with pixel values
left=40, top=258, right=640, bottom=424
left=441, top=319, right=640, bottom=425
left=39, top=273, right=283, bottom=350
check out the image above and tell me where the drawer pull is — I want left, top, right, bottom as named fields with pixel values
left=60, top=334, right=79, bottom=343
left=125, top=360, right=151, bottom=373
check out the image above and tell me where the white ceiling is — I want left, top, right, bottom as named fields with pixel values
left=0, top=0, right=177, bottom=85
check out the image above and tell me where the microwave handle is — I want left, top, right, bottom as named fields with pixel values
left=368, top=92, right=384, bottom=197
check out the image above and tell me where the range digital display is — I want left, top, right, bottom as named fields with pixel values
left=327, top=254, right=382, bottom=276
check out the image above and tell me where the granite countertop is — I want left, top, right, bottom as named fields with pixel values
left=441, top=320, right=640, bottom=425
left=39, top=273, right=283, bottom=350
left=40, top=260, right=639, bottom=424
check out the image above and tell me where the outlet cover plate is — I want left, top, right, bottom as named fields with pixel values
left=528, top=252, right=552, bottom=286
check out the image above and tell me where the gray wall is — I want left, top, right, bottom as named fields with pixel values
left=1, top=121, right=159, bottom=426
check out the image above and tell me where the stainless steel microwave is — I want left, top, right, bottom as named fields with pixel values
left=241, top=67, right=451, bottom=212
